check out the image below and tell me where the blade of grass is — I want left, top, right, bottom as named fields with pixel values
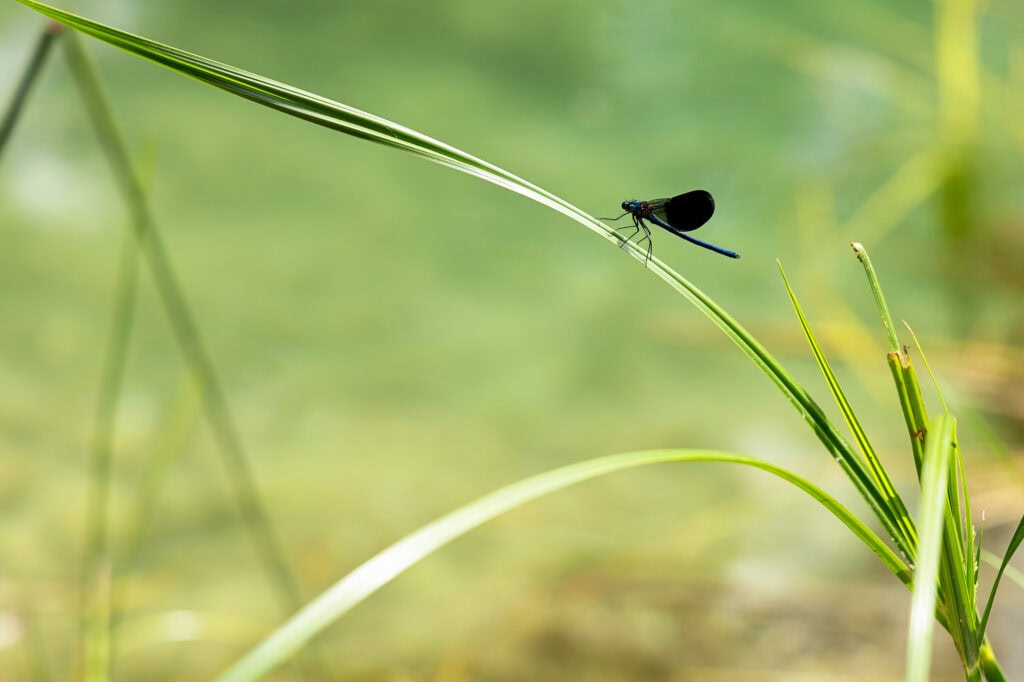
left=895, top=318, right=983, bottom=669
left=904, top=322, right=981, bottom=662
left=886, top=351, right=926, bottom=477
left=980, top=642, right=1009, bottom=682
left=901, top=353, right=932, bottom=462
left=3, top=30, right=68, bottom=682
left=10, top=0, right=615, bottom=254
left=978, top=513, right=1024, bottom=639
left=852, top=243, right=900, bottom=353
left=935, top=419, right=979, bottom=674
left=778, top=260, right=916, bottom=553
left=852, top=242, right=990, bottom=671
left=213, top=448, right=908, bottom=682
left=904, top=323, right=975, bottom=576
left=857, top=243, right=928, bottom=478
left=0, top=20, right=62, bottom=159
left=856, top=241, right=981, bottom=669
left=9, top=0, right=918, bottom=563
left=62, top=30, right=310, bottom=642
left=906, top=414, right=954, bottom=682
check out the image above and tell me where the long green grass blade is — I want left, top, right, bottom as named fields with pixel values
left=900, top=324, right=982, bottom=669
left=856, top=244, right=930, bottom=481
left=778, top=261, right=916, bottom=552
left=906, top=414, right=954, bottom=682
left=902, top=355, right=932, bottom=463
left=934, top=420, right=979, bottom=673
left=6, top=0, right=914, bottom=560
left=11, top=0, right=613, bottom=253
left=61, top=31, right=313, bottom=651
left=978, top=513, right=1024, bottom=639
left=905, top=323, right=980, bottom=610
left=214, top=449, right=907, bottom=682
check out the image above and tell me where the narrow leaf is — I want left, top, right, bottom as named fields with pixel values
left=12, top=0, right=918, bottom=569
left=852, top=242, right=901, bottom=352
left=778, top=260, right=915, bottom=551
left=978, top=512, right=1024, bottom=639
left=214, top=449, right=907, bottom=682
left=906, top=415, right=954, bottom=682
left=0, top=20, right=62, bottom=157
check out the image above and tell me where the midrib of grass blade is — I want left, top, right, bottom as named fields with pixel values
left=213, top=449, right=908, bottom=682
left=777, top=261, right=916, bottom=554
left=15, top=0, right=901, bottom=558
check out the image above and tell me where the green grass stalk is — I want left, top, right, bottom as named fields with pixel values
left=62, top=31, right=311, bottom=656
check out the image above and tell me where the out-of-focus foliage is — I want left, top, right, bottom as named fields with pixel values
left=1, top=1, right=1021, bottom=679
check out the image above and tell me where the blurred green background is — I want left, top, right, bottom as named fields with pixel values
left=1, top=0, right=1022, bottom=679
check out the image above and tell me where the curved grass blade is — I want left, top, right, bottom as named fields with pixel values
left=12, top=0, right=909, bottom=560
left=213, top=449, right=908, bottom=682
left=906, top=414, right=954, bottom=682
left=11, top=0, right=610, bottom=248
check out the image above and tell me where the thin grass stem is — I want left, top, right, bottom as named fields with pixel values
left=62, top=31, right=312, bottom=657
left=0, top=20, right=62, bottom=159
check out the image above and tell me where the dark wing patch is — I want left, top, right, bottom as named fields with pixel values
left=661, top=190, right=715, bottom=232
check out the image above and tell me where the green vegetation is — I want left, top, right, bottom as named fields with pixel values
left=1, top=1, right=1022, bottom=680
